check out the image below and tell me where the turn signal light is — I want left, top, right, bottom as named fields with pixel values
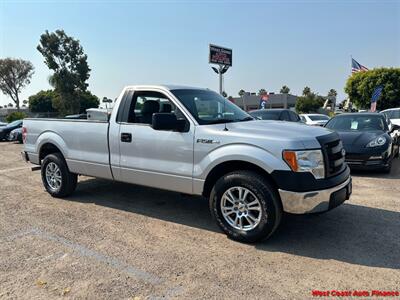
left=283, top=151, right=298, bottom=171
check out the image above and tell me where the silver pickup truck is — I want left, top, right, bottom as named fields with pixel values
left=22, top=85, right=352, bottom=242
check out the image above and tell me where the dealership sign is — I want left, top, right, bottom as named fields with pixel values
left=209, top=44, right=232, bottom=67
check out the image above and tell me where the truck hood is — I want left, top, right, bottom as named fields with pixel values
left=196, top=120, right=334, bottom=154
left=227, top=120, right=331, bottom=141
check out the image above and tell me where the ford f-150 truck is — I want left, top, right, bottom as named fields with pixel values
left=22, top=85, right=352, bottom=242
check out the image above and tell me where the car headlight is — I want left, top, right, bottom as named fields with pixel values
left=283, top=149, right=325, bottom=179
left=366, top=136, right=386, bottom=147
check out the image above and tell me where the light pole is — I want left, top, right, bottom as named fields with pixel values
left=211, top=65, right=229, bottom=95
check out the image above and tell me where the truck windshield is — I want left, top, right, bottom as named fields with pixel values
left=171, top=89, right=253, bottom=125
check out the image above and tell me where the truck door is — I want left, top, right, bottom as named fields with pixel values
left=117, top=90, right=194, bottom=194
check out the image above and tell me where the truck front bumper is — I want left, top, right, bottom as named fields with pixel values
left=278, top=176, right=352, bottom=214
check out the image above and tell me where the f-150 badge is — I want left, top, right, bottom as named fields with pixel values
left=196, top=139, right=220, bottom=144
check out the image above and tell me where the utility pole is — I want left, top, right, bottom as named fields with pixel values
left=212, top=65, right=229, bottom=95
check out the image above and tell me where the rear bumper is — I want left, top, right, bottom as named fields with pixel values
left=21, top=151, right=40, bottom=165
left=279, top=176, right=352, bottom=214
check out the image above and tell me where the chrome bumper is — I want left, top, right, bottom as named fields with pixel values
left=278, top=177, right=351, bottom=214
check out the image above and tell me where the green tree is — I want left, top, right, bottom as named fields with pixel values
left=37, top=29, right=91, bottom=115
left=78, top=91, right=99, bottom=113
left=8, top=103, right=13, bottom=107
left=328, top=89, right=337, bottom=97
left=238, top=89, right=245, bottom=97
left=0, top=58, right=34, bottom=111
left=28, top=90, right=58, bottom=113
left=345, top=68, right=400, bottom=110
left=280, top=85, right=290, bottom=94
left=302, top=86, right=311, bottom=96
left=6, top=111, right=27, bottom=123
left=258, top=88, right=267, bottom=96
left=295, top=92, right=324, bottom=113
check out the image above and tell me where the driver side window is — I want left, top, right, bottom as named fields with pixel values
left=126, top=91, right=182, bottom=125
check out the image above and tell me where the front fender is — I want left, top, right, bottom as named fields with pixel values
left=194, top=143, right=290, bottom=180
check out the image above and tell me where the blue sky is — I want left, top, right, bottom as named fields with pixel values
left=1, top=0, right=399, bottom=107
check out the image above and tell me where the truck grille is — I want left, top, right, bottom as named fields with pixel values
left=317, top=133, right=346, bottom=178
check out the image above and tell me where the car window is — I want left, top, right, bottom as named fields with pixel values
left=281, top=111, right=290, bottom=121
left=300, top=116, right=306, bottom=122
left=250, top=110, right=281, bottom=120
left=6, top=120, right=22, bottom=127
left=309, top=115, right=330, bottom=121
left=125, top=91, right=182, bottom=125
left=289, top=111, right=300, bottom=122
left=326, top=115, right=387, bottom=131
left=171, top=89, right=250, bottom=125
left=384, top=109, right=400, bottom=119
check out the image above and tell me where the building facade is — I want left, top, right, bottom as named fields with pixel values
left=231, top=93, right=298, bottom=111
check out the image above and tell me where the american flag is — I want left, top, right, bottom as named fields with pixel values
left=370, top=85, right=383, bottom=112
left=352, top=58, right=368, bottom=73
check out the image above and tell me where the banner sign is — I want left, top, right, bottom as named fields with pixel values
left=209, top=44, right=232, bottom=66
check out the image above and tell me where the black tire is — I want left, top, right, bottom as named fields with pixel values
left=41, top=153, right=77, bottom=197
left=209, top=171, right=282, bottom=243
left=383, top=158, right=392, bottom=173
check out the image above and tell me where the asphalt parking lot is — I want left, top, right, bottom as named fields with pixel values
left=0, top=142, right=399, bottom=299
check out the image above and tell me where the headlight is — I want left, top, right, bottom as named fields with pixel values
left=366, top=136, right=386, bottom=147
left=283, top=149, right=325, bottom=179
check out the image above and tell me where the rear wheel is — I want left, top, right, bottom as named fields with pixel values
left=41, top=153, right=77, bottom=197
left=209, top=171, right=282, bottom=243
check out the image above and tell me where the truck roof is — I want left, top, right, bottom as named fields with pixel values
left=125, top=84, right=209, bottom=91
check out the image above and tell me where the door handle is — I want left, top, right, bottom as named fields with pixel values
left=121, top=132, right=132, bottom=143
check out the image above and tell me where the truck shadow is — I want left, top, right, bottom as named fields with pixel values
left=68, top=178, right=400, bottom=270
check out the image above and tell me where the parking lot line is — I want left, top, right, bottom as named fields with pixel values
left=4, top=227, right=163, bottom=286
left=0, top=166, right=32, bottom=173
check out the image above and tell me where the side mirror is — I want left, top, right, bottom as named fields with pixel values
left=152, top=113, right=187, bottom=132
left=391, top=124, right=400, bottom=132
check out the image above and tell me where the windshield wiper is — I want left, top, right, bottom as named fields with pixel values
left=238, top=116, right=254, bottom=122
left=207, top=119, right=237, bottom=125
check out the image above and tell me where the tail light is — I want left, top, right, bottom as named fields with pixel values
left=22, top=126, right=27, bottom=143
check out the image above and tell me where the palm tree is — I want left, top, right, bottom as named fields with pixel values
left=238, top=89, right=245, bottom=97
left=302, top=86, right=311, bottom=96
left=280, top=85, right=290, bottom=94
left=258, top=89, right=267, bottom=96
left=327, top=89, right=337, bottom=97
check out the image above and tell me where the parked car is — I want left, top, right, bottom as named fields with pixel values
left=300, top=114, right=330, bottom=126
left=22, top=85, right=351, bottom=243
left=325, top=113, right=400, bottom=172
left=249, top=109, right=301, bottom=122
left=0, top=122, right=7, bottom=127
left=0, top=120, right=23, bottom=141
left=8, top=127, right=23, bottom=143
left=381, top=108, right=400, bottom=134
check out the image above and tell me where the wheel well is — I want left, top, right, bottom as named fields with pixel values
left=39, top=143, right=62, bottom=163
left=202, top=160, right=278, bottom=198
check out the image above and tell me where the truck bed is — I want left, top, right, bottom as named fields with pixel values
left=23, top=118, right=113, bottom=180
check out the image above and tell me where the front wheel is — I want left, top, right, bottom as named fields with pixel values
left=41, top=153, right=77, bottom=197
left=209, top=171, right=282, bottom=243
